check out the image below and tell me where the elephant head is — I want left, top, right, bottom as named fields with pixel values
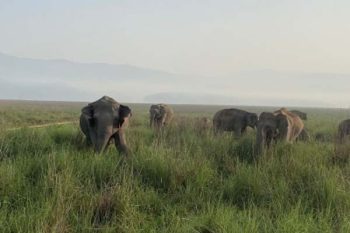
left=255, top=112, right=288, bottom=155
left=245, top=113, right=258, bottom=129
left=80, top=96, right=131, bottom=154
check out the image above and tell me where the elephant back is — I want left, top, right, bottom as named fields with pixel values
left=213, top=108, right=249, bottom=123
left=88, top=96, right=120, bottom=111
left=290, top=110, right=307, bottom=120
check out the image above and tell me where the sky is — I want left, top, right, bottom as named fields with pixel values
left=1, top=0, right=350, bottom=76
left=0, top=0, right=350, bottom=107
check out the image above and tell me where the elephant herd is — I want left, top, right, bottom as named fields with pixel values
left=80, top=96, right=350, bottom=156
left=213, top=108, right=305, bottom=154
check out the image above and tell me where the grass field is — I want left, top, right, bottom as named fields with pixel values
left=0, top=100, right=350, bottom=232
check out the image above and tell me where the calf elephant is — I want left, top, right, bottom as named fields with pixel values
left=149, top=104, right=174, bottom=129
left=256, top=108, right=304, bottom=154
left=213, top=108, right=258, bottom=137
left=194, top=117, right=212, bottom=134
left=297, top=129, right=310, bottom=141
left=80, top=96, right=132, bottom=155
left=337, top=119, right=350, bottom=143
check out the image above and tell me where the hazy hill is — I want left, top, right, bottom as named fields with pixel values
left=0, top=52, right=349, bottom=107
left=0, top=52, right=178, bottom=101
left=0, top=52, right=175, bottom=81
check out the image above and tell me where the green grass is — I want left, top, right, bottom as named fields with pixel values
left=0, top=101, right=350, bottom=232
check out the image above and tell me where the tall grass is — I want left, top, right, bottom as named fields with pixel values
left=0, top=105, right=349, bottom=232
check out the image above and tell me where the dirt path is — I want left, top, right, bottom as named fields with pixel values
left=6, top=121, right=78, bottom=131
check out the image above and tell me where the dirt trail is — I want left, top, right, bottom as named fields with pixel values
left=6, top=121, right=78, bottom=131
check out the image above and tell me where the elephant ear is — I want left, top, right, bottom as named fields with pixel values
left=150, top=105, right=158, bottom=112
left=117, top=105, right=132, bottom=127
left=247, top=113, right=258, bottom=127
left=82, top=105, right=95, bottom=125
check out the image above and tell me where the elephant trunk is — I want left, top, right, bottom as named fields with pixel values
left=255, top=125, right=273, bottom=155
left=94, top=126, right=113, bottom=154
left=94, top=137, right=110, bottom=153
left=337, top=130, right=344, bottom=144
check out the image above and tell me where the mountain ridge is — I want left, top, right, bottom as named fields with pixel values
left=0, top=52, right=349, bottom=107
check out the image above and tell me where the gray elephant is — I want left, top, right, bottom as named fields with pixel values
left=297, top=129, right=310, bottom=141
left=255, top=108, right=304, bottom=154
left=213, top=108, right=258, bottom=137
left=149, top=104, right=174, bottom=129
left=337, top=119, right=350, bottom=143
left=80, top=96, right=132, bottom=155
left=290, top=110, right=307, bottom=120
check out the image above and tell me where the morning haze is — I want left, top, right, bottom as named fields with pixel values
left=0, top=0, right=349, bottom=107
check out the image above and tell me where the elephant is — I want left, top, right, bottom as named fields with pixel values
left=290, top=110, right=309, bottom=141
left=297, top=129, right=310, bottom=141
left=255, top=108, right=304, bottom=154
left=80, top=96, right=132, bottom=155
left=290, top=110, right=307, bottom=120
left=337, top=119, right=350, bottom=143
left=149, top=104, right=174, bottom=129
left=194, top=116, right=212, bottom=134
left=213, top=108, right=258, bottom=137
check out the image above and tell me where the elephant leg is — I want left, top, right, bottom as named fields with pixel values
left=266, top=128, right=275, bottom=148
left=213, top=127, right=222, bottom=135
left=298, top=129, right=310, bottom=142
left=213, top=121, right=222, bottom=135
left=157, top=119, right=163, bottom=130
left=233, top=126, right=242, bottom=138
left=114, top=129, right=130, bottom=156
left=340, top=128, right=350, bottom=143
left=234, top=130, right=241, bottom=138
left=150, top=117, right=154, bottom=128
left=101, top=137, right=114, bottom=153
left=85, top=135, right=92, bottom=146
left=266, top=136, right=273, bottom=148
left=161, top=113, right=167, bottom=126
left=241, top=126, right=247, bottom=135
left=338, top=131, right=345, bottom=144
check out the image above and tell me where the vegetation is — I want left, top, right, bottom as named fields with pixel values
left=0, top=101, right=350, bottom=232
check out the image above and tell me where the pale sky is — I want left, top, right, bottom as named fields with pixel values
left=1, top=0, right=350, bottom=76
left=1, top=1, right=350, bottom=107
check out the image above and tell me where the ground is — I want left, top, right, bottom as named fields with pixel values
left=0, top=100, right=349, bottom=233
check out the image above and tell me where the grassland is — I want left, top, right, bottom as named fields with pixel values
left=0, top=100, right=350, bottom=233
